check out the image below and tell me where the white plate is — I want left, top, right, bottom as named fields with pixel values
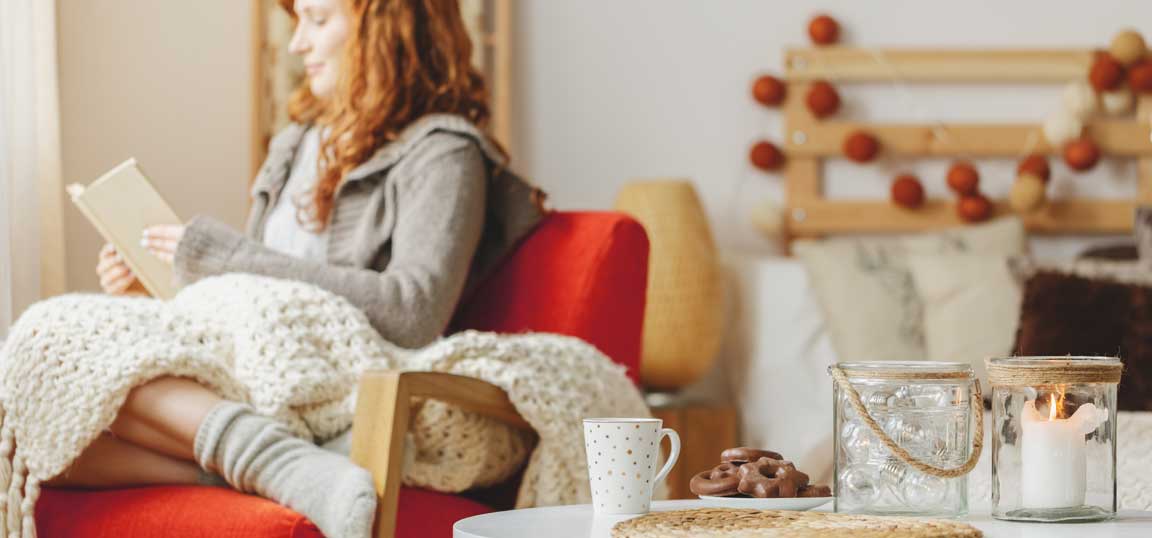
left=697, top=495, right=833, bottom=511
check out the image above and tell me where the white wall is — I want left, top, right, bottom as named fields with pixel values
left=57, top=0, right=251, bottom=292
left=513, top=0, right=1152, bottom=257
left=53, top=0, right=1152, bottom=294
left=50, top=1, right=1152, bottom=287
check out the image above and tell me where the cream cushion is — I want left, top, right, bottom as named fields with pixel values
left=908, top=254, right=1021, bottom=384
left=794, top=218, right=1026, bottom=363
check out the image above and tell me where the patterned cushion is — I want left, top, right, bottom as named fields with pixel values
left=1014, top=271, right=1152, bottom=411
left=1078, top=242, right=1137, bottom=261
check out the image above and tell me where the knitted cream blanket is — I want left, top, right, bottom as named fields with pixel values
left=0, top=274, right=649, bottom=537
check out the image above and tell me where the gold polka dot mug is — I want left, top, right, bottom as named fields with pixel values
left=583, top=417, right=681, bottom=514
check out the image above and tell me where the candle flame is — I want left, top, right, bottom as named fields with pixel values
left=1046, top=388, right=1068, bottom=421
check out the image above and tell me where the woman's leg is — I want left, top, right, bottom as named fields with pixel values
left=44, top=433, right=200, bottom=488
left=43, top=377, right=219, bottom=488
left=108, top=376, right=222, bottom=461
left=82, top=375, right=377, bottom=538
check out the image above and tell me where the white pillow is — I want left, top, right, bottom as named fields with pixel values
left=794, top=218, right=1026, bottom=363
left=908, top=254, right=1021, bottom=384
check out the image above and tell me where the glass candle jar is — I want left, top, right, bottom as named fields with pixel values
left=987, top=356, right=1121, bottom=522
left=829, top=361, right=982, bottom=518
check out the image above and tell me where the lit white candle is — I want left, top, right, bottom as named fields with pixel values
left=1020, top=395, right=1106, bottom=509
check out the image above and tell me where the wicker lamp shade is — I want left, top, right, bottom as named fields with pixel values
left=615, top=180, right=725, bottom=390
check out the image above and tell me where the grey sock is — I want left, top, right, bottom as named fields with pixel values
left=193, top=401, right=377, bottom=538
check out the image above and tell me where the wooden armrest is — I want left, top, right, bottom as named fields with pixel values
left=349, top=371, right=532, bottom=538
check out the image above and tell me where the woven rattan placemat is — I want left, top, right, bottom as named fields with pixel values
left=611, top=509, right=982, bottom=538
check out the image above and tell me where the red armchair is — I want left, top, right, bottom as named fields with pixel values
left=35, top=211, right=650, bottom=538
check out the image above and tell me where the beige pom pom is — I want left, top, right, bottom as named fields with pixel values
left=1110, top=30, right=1147, bottom=66
left=750, top=200, right=785, bottom=236
left=1101, top=87, right=1135, bottom=115
left=1043, top=109, right=1083, bottom=147
left=1010, top=173, right=1048, bottom=213
left=1062, top=81, right=1099, bottom=121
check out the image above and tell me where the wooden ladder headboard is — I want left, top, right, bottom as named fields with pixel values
left=778, top=47, right=1152, bottom=240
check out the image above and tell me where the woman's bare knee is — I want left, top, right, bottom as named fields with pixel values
left=115, top=376, right=224, bottom=460
left=125, top=376, right=221, bottom=418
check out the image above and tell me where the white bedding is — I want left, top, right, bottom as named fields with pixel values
left=717, top=256, right=836, bottom=484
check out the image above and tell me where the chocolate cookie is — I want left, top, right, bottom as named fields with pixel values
left=689, top=462, right=742, bottom=497
left=720, top=447, right=784, bottom=463
left=736, top=457, right=810, bottom=498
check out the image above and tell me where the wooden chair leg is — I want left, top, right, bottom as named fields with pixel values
left=350, top=372, right=409, bottom=538
left=349, top=371, right=531, bottom=538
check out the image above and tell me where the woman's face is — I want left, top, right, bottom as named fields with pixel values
left=288, top=0, right=352, bottom=99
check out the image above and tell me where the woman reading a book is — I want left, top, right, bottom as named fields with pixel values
left=78, top=0, right=543, bottom=536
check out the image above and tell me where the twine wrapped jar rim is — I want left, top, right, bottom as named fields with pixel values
left=986, top=356, right=1123, bottom=386
left=833, top=361, right=974, bottom=382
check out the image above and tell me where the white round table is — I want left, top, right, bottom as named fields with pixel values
left=454, top=500, right=1152, bottom=537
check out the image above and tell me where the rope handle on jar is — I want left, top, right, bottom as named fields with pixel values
left=830, top=366, right=984, bottom=479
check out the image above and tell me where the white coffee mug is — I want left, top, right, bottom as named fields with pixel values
left=583, top=417, right=681, bottom=514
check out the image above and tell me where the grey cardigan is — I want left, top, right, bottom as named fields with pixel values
left=173, top=114, right=545, bottom=348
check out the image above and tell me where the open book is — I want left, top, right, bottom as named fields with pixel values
left=67, top=158, right=182, bottom=299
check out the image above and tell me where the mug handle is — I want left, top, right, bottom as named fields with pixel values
left=652, top=428, right=681, bottom=485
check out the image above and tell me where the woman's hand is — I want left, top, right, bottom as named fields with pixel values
left=96, top=243, right=141, bottom=295
left=141, top=225, right=185, bottom=265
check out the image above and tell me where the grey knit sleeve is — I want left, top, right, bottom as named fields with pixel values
left=173, top=143, right=486, bottom=348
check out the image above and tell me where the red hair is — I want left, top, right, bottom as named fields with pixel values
left=278, top=0, right=496, bottom=231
